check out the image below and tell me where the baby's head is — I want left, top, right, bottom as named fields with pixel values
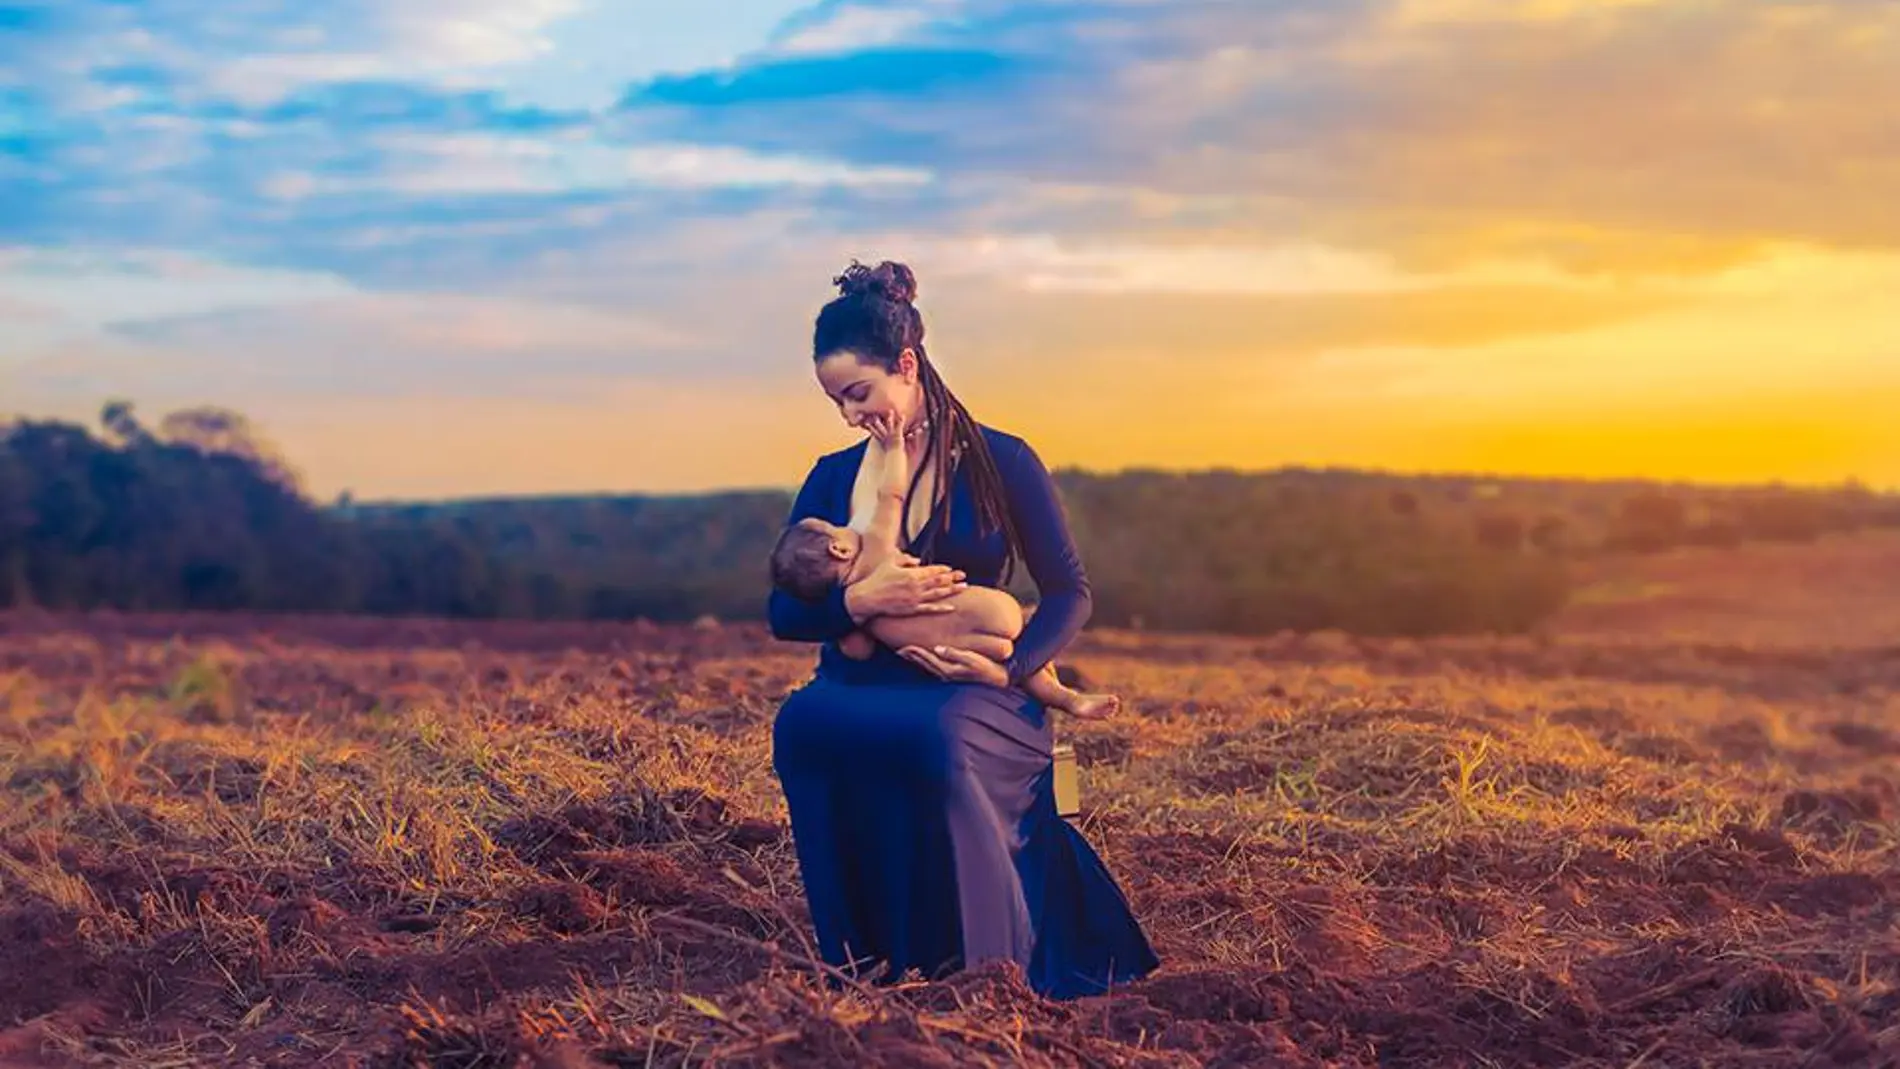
left=770, top=518, right=863, bottom=601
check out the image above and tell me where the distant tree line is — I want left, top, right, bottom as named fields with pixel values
left=0, top=405, right=514, bottom=618
left=3, top=404, right=1896, bottom=637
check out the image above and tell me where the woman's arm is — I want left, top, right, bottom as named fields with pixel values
left=996, top=435, right=1093, bottom=688
left=767, top=458, right=857, bottom=643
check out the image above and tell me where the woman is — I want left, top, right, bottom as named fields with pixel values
left=769, top=259, right=1159, bottom=1000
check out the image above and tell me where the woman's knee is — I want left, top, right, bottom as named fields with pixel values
left=772, top=688, right=836, bottom=773
left=773, top=685, right=959, bottom=785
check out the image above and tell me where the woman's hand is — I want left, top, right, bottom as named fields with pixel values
left=844, top=553, right=967, bottom=622
left=898, top=645, right=1010, bottom=687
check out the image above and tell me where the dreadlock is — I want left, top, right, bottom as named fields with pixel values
left=814, top=259, right=1027, bottom=584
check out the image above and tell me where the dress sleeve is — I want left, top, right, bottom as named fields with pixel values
left=767, top=456, right=857, bottom=643
left=997, top=436, right=1093, bottom=687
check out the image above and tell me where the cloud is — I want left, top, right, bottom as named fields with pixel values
left=258, top=133, right=931, bottom=199
left=5, top=1, right=826, bottom=120
left=115, top=291, right=693, bottom=359
left=126, top=0, right=583, bottom=106
left=623, top=143, right=929, bottom=189
left=593, top=0, right=1900, bottom=264
left=1125, top=0, right=1900, bottom=256
left=1389, top=0, right=1672, bottom=26
left=17, top=0, right=1900, bottom=269
left=905, top=234, right=1601, bottom=295
left=0, top=294, right=57, bottom=320
left=0, top=246, right=356, bottom=326
left=768, top=4, right=939, bottom=56
left=4, top=291, right=722, bottom=457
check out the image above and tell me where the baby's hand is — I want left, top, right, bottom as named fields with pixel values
left=864, top=411, right=903, bottom=448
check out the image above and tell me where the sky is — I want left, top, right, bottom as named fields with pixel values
left=2, top=0, right=1896, bottom=500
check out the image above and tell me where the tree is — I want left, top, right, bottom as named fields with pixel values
left=0, top=444, right=34, bottom=606
left=100, top=400, right=152, bottom=447
left=158, top=406, right=305, bottom=494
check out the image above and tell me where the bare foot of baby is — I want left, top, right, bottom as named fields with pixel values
left=1066, top=692, right=1120, bottom=720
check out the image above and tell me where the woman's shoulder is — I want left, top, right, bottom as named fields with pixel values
left=975, top=422, right=1026, bottom=449
left=975, top=423, right=1035, bottom=465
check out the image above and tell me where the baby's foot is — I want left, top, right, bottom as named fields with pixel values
left=1065, top=692, right=1120, bottom=720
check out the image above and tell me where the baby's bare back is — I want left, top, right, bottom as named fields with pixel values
left=867, top=583, right=1024, bottom=664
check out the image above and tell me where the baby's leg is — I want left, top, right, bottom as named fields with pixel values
left=1021, top=662, right=1073, bottom=707
left=1021, top=661, right=1121, bottom=719
left=870, top=585, right=1021, bottom=664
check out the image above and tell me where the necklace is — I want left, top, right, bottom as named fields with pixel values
left=902, top=416, right=931, bottom=442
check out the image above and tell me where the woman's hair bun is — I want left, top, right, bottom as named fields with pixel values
left=834, top=259, right=918, bottom=305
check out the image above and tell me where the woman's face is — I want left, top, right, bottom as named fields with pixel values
left=815, top=349, right=921, bottom=431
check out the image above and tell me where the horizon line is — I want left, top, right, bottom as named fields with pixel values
left=335, top=460, right=1900, bottom=509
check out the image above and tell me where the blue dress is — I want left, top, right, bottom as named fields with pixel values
left=769, top=424, right=1160, bottom=1000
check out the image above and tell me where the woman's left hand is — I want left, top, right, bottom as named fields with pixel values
left=898, top=645, right=1010, bottom=687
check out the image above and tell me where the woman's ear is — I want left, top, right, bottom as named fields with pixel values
left=897, top=348, right=919, bottom=383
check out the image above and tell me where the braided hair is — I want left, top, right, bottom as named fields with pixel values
left=813, top=259, right=1025, bottom=582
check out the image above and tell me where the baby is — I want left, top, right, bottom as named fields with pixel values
left=771, top=412, right=1118, bottom=720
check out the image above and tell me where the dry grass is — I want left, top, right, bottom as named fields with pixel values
left=1, top=535, right=1898, bottom=1067
left=1555, top=528, right=1900, bottom=647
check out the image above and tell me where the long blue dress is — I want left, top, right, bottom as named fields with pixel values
left=769, top=423, right=1159, bottom=1000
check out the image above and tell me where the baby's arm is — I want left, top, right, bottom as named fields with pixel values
left=859, top=413, right=911, bottom=562
left=836, top=413, right=912, bottom=658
